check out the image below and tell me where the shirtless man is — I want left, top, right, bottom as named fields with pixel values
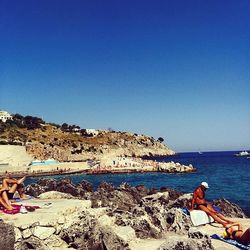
left=190, top=182, right=233, bottom=227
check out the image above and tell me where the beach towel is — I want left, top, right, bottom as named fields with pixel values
left=180, top=207, right=190, bottom=216
left=212, top=205, right=222, bottom=213
left=13, top=204, right=40, bottom=210
left=0, top=204, right=40, bottom=215
left=211, top=234, right=250, bottom=250
left=1, top=207, right=20, bottom=214
left=190, top=210, right=214, bottom=226
left=12, top=195, right=34, bottom=202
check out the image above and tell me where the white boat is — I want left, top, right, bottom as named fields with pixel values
left=234, top=151, right=250, bottom=157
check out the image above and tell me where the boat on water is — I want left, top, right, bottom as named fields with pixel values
left=234, top=151, right=250, bottom=157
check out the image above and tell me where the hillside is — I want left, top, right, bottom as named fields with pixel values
left=0, top=116, right=175, bottom=162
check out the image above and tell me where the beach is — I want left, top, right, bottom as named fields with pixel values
left=0, top=145, right=194, bottom=178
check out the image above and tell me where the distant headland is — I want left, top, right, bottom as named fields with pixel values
left=0, top=111, right=195, bottom=176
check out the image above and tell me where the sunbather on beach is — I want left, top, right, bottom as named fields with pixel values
left=190, top=181, right=233, bottom=227
left=1, top=176, right=27, bottom=200
left=224, top=222, right=250, bottom=245
left=0, top=186, right=14, bottom=210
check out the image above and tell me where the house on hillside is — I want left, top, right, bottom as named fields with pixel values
left=85, top=129, right=100, bottom=136
left=0, top=111, right=12, bottom=122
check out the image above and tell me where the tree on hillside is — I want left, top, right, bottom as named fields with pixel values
left=61, top=123, right=69, bottom=131
left=108, top=127, right=114, bottom=132
left=12, top=114, right=25, bottom=128
left=157, top=137, right=164, bottom=143
left=24, top=116, right=45, bottom=129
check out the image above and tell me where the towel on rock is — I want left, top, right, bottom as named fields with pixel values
left=190, top=209, right=214, bottom=226
left=211, top=234, right=250, bottom=250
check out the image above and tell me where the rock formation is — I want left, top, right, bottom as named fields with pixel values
left=0, top=219, right=15, bottom=250
left=0, top=124, right=175, bottom=164
left=12, top=178, right=246, bottom=249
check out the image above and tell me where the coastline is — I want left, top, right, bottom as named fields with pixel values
left=0, top=145, right=195, bottom=178
left=1, top=162, right=195, bottom=179
left=2, top=179, right=248, bottom=250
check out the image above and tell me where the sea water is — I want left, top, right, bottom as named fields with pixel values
left=26, top=151, right=250, bottom=216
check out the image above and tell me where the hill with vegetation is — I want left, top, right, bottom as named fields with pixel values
left=0, top=114, right=175, bottom=161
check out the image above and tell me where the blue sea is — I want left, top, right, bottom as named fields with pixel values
left=26, top=151, right=250, bottom=216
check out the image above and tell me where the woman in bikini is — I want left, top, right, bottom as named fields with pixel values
left=2, top=176, right=26, bottom=200
left=0, top=176, right=26, bottom=211
left=224, top=222, right=250, bottom=245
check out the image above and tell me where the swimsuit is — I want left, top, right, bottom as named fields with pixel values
left=197, top=203, right=208, bottom=208
left=0, top=189, right=14, bottom=199
left=226, top=228, right=243, bottom=239
left=6, top=191, right=14, bottom=199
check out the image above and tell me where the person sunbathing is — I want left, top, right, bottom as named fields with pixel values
left=190, top=181, right=233, bottom=227
left=0, top=186, right=14, bottom=211
left=1, top=176, right=27, bottom=200
left=224, top=222, right=250, bottom=245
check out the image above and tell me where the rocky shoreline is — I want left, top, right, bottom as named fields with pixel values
left=1, top=178, right=248, bottom=250
left=1, top=151, right=195, bottom=178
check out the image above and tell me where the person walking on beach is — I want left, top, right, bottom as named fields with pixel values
left=190, top=181, right=233, bottom=227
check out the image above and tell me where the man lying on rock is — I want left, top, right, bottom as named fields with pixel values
left=190, top=181, right=234, bottom=227
left=0, top=176, right=27, bottom=211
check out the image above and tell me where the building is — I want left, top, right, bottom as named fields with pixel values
left=0, top=111, right=12, bottom=122
left=85, top=129, right=100, bottom=136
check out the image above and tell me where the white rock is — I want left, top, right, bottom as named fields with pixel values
left=33, top=226, right=56, bottom=240
left=44, top=234, right=65, bottom=248
left=98, top=214, right=115, bottom=226
left=19, top=224, right=31, bottom=230
left=114, top=226, right=136, bottom=242
left=38, top=191, right=74, bottom=199
left=22, top=228, right=32, bottom=239
left=57, top=217, right=65, bottom=224
left=14, top=227, right=22, bottom=242
left=88, top=207, right=107, bottom=217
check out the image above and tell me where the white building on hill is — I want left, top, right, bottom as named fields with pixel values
left=0, top=111, right=12, bottom=122
left=85, top=129, right=100, bottom=136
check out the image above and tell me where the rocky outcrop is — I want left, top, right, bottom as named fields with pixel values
left=0, top=220, right=15, bottom=250
left=21, top=179, right=248, bottom=249
left=25, top=179, right=247, bottom=220
left=10, top=187, right=220, bottom=250
left=212, top=198, right=247, bottom=218
left=158, top=228, right=215, bottom=250
left=12, top=198, right=134, bottom=250
left=0, top=124, right=175, bottom=164
left=158, top=161, right=194, bottom=173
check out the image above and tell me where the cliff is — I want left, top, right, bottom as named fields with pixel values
left=0, top=124, right=175, bottom=162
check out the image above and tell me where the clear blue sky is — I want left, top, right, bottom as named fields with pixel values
left=0, top=0, right=249, bottom=152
